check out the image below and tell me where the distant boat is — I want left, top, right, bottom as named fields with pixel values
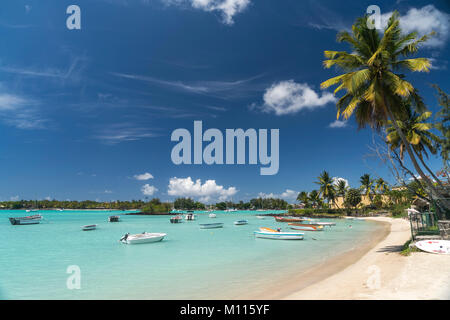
left=57, top=208, right=64, bottom=212
left=274, top=216, right=305, bottom=223
left=120, top=232, right=166, bottom=244
left=209, top=213, right=217, bottom=218
left=199, top=223, right=224, bottom=229
left=9, top=214, right=42, bottom=225
left=288, top=223, right=324, bottom=231
left=234, top=220, right=248, bottom=225
left=315, top=221, right=336, bottom=226
left=82, top=224, right=97, bottom=231
left=256, top=216, right=266, bottom=219
left=254, top=230, right=304, bottom=240
left=226, top=209, right=238, bottom=212
left=108, top=216, right=120, bottom=222
left=25, top=209, right=31, bottom=213
left=185, top=213, right=196, bottom=221
left=170, top=216, right=183, bottom=223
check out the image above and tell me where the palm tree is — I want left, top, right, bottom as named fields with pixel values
left=315, top=170, right=336, bottom=206
left=386, top=108, right=443, bottom=186
left=360, top=174, right=374, bottom=202
left=308, top=190, right=321, bottom=208
left=296, top=191, right=310, bottom=208
left=335, top=179, right=349, bottom=197
left=320, top=12, right=447, bottom=210
left=374, top=178, right=389, bottom=194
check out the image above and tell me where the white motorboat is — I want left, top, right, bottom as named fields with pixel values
left=254, top=230, right=304, bottom=240
left=185, top=213, right=196, bottom=221
left=120, top=232, right=166, bottom=244
left=199, top=223, right=224, bottom=229
left=108, top=215, right=120, bottom=222
left=315, top=221, right=336, bottom=226
left=234, top=220, right=248, bottom=225
left=9, top=214, right=42, bottom=225
left=256, top=216, right=266, bottom=219
left=82, top=224, right=97, bottom=231
left=209, top=213, right=217, bottom=218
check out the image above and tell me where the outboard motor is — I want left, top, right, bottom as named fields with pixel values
left=119, top=233, right=129, bottom=242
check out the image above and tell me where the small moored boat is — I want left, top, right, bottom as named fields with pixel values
left=9, top=214, right=42, bottom=225
left=209, top=213, right=217, bottom=218
left=274, top=216, right=306, bottom=223
left=234, top=220, right=248, bottom=225
left=82, top=224, right=97, bottom=231
left=108, top=215, right=120, bottom=222
left=288, top=223, right=324, bottom=231
left=256, top=216, right=266, bottom=219
left=254, top=230, right=304, bottom=240
left=170, top=216, right=183, bottom=223
left=120, top=232, right=166, bottom=244
left=199, top=223, right=224, bottom=229
left=185, top=213, right=196, bottom=221
left=315, top=221, right=336, bottom=226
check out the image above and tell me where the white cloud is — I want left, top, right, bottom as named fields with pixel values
left=134, top=172, right=154, bottom=180
left=45, top=196, right=52, bottom=200
left=10, top=195, right=19, bottom=201
left=332, top=177, right=349, bottom=188
left=329, top=119, right=348, bottom=128
left=0, top=92, right=47, bottom=129
left=164, top=0, right=250, bottom=25
left=168, top=177, right=237, bottom=202
left=258, top=189, right=299, bottom=202
left=93, top=123, right=160, bottom=144
left=104, top=190, right=113, bottom=194
left=381, top=5, right=450, bottom=47
left=141, top=184, right=158, bottom=196
left=259, top=80, right=336, bottom=115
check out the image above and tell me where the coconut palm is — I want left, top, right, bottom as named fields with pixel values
left=360, top=174, right=374, bottom=201
left=386, top=108, right=443, bottom=186
left=335, top=179, right=349, bottom=197
left=315, top=170, right=336, bottom=206
left=320, top=12, right=446, bottom=208
left=296, top=191, right=310, bottom=208
left=374, top=178, right=389, bottom=194
left=308, top=190, right=322, bottom=208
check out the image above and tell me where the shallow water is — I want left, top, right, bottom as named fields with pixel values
left=0, top=210, right=382, bottom=299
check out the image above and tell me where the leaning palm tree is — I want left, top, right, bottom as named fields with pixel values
left=320, top=12, right=448, bottom=211
left=374, top=178, right=389, bottom=194
left=360, top=174, right=374, bottom=202
left=386, top=108, right=443, bottom=186
left=315, top=170, right=336, bottom=206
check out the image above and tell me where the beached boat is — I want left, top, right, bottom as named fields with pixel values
left=170, top=216, right=183, bottom=223
left=415, top=240, right=450, bottom=255
left=108, top=215, right=120, bottom=222
left=274, top=216, right=306, bottom=223
left=185, top=213, right=196, bottom=221
left=254, top=230, right=304, bottom=240
left=82, top=224, right=97, bottom=231
left=199, top=223, right=224, bottom=229
left=209, top=213, right=217, bottom=218
left=234, top=220, right=248, bottom=225
left=288, top=223, right=324, bottom=231
left=8, top=214, right=42, bottom=225
left=120, top=232, right=166, bottom=244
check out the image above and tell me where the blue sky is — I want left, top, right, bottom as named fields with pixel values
left=0, top=0, right=449, bottom=203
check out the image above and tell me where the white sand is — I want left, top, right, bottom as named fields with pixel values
left=284, top=217, right=450, bottom=300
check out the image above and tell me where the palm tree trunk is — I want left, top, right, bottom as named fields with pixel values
left=383, top=96, right=450, bottom=215
left=413, top=148, right=445, bottom=188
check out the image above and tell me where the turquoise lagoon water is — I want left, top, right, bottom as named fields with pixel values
left=0, top=210, right=382, bottom=299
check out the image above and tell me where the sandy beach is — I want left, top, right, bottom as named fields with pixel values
left=282, top=217, right=450, bottom=300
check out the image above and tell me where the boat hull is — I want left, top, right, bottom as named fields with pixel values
left=8, top=215, right=42, bottom=225
left=82, top=225, right=97, bottom=231
left=234, top=220, right=248, bottom=225
left=254, top=231, right=304, bottom=240
left=199, top=223, right=224, bottom=229
left=288, top=223, right=324, bottom=231
left=274, top=216, right=306, bottom=223
left=122, top=233, right=166, bottom=244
